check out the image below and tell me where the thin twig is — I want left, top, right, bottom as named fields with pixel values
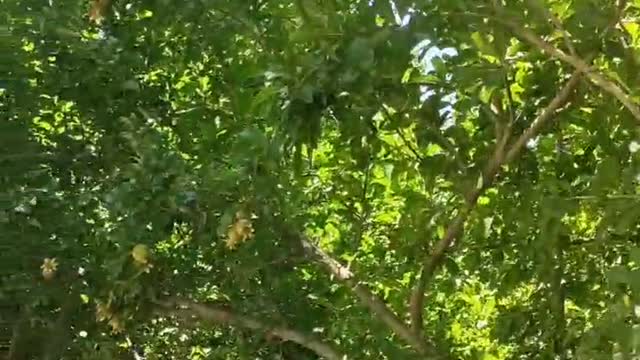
left=525, top=0, right=576, bottom=55
left=0, top=152, right=52, bottom=162
left=354, top=156, right=374, bottom=246
left=565, top=194, right=640, bottom=201
left=381, top=104, right=465, bottom=173
left=604, top=0, right=628, bottom=40
left=380, top=105, right=425, bottom=162
left=395, top=128, right=424, bottom=162
left=551, top=236, right=567, bottom=359
left=502, top=69, right=516, bottom=128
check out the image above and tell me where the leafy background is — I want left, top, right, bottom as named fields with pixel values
left=3, top=0, right=640, bottom=359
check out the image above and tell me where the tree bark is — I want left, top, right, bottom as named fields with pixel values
left=159, top=298, right=347, bottom=360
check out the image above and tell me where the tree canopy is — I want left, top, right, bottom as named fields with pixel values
left=3, top=0, right=640, bottom=359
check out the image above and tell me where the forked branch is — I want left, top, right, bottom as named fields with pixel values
left=409, top=70, right=582, bottom=334
left=498, top=18, right=640, bottom=123
left=300, top=238, right=445, bottom=357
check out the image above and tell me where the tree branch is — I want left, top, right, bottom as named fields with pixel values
left=408, top=70, right=582, bottom=335
left=380, top=105, right=465, bottom=173
left=6, top=306, right=28, bottom=360
left=354, top=157, right=374, bottom=245
left=43, top=290, right=79, bottom=360
left=159, top=298, right=346, bottom=360
left=379, top=105, right=425, bottom=163
left=525, top=0, right=576, bottom=55
left=551, top=235, right=567, bottom=360
left=299, top=238, right=445, bottom=358
left=504, top=72, right=582, bottom=163
left=497, top=17, right=640, bottom=123
left=395, top=128, right=424, bottom=163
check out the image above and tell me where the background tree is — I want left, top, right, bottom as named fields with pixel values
left=3, top=0, right=640, bottom=359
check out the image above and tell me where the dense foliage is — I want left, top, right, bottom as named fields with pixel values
left=4, top=0, right=640, bottom=359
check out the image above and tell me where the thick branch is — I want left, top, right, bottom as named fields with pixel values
left=408, top=70, right=582, bottom=334
left=504, top=72, right=582, bottom=163
left=43, top=291, right=79, bottom=360
left=161, top=298, right=345, bottom=360
left=7, top=306, right=28, bottom=360
left=300, top=238, right=444, bottom=358
left=499, top=18, right=640, bottom=123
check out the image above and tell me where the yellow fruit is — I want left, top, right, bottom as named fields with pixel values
left=225, top=217, right=254, bottom=250
left=131, top=244, right=150, bottom=265
left=95, top=301, right=112, bottom=322
left=88, top=0, right=112, bottom=24
left=108, top=315, right=124, bottom=333
left=42, top=269, right=55, bottom=280
left=40, top=258, right=58, bottom=280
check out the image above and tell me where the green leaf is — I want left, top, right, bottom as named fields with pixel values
left=607, top=266, right=631, bottom=286
left=346, top=37, right=375, bottom=70
left=471, top=31, right=498, bottom=59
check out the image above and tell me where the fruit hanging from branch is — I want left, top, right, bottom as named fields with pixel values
left=225, top=211, right=255, bottom=250
left=131, top=244, right=150, bottom=265
left=88, top=0, right=112, bottom=24
left=40, top=257, right=58, bottom=281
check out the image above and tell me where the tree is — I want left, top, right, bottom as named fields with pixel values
left=3, top=0, right=640, bottom=358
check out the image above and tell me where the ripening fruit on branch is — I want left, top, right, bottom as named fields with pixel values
left=108, top=315, right=125, bottom=334
left=95, top=300, right=125, bottom=333
left=41, top=257, right=58, bottom=280
left=95, top=301, right=113, bottom=322
left=131, top=244, right=150, bottom=265
left=225, top=211, right=255, bottom=250
left=88, top=0, right=112, bottom=24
